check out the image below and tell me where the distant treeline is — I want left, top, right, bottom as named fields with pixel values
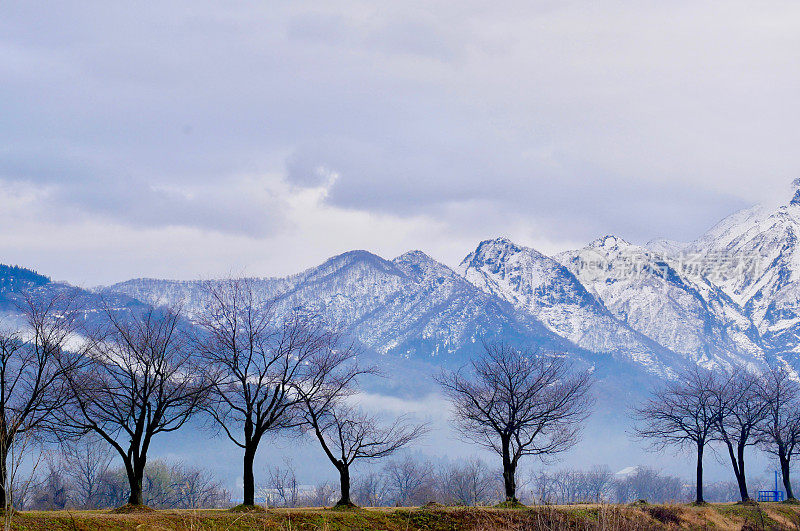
left=0, top=265, right=49, bottom=294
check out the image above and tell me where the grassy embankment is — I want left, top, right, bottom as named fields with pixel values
left=4, top=502, right=800, bottom=530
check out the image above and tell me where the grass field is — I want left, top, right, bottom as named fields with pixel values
left=3, top=502, right=800, bottom=530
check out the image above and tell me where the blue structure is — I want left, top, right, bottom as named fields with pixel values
left=757, top=471, right=785, bottom=502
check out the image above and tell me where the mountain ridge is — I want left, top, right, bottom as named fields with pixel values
left=7, top=182, right=800, bottom=380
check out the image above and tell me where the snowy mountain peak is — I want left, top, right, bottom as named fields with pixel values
left=588, top=235, right=633, bottom=252
left=393, top=249, right=436, bottom=264
left=392, top=250, right=453, bottom=279
left=460, top=237, right=544, bottom=271
left=565, top=235, right=645, bottom=266
left=557, top=233, right=765, bottom=369
left=458, top=238, right=679, bottom=371
left=475, top=236, right=523, bottom=253
left=306, top=249, right=397, bottom=278
left=682, top=186, right=800, bottom=357
left=330, top=249, right=385, bottom=263
left=458, top=237, right=587, bottom=305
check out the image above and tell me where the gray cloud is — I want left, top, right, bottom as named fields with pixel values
left=0, top=1, right=798, bottom=280
left=0, top=145, right=284, bottom=236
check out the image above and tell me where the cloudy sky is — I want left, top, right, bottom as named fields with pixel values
left=1, top=1, right=798, bottom=285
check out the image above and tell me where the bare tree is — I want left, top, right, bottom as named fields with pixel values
left=80, top=459, right=228, bottom=510
left=352, top=470, right=388, bottom=507
left=534, top=465, right=615, bottom=504
left=301, top=403, right=426, bottom=507
left=552, top=468, right=585, bottom=503
left=29, top=456, right=69, bottom=510
left=0, top=291, right=81, bottom=510
left=3, top=427, right=43, bottom=523
left=710, top=367, right=769, bottom=502
left=62, top=434, right=114, bottom=508
left=169, top=463, right=229, bottom=509
left=436, top=343, right=593, bottom=503
left=383, top=455, right=436, bottom=507
left=194, top=278, right=347, bottom=507
left=529, top=469, right=559, bottom=504
left=584, top=465, right=615, bottom=502
left=613, top=466, right=685, bottom=503
left=263, top=460, right=299, bottom=507
left=61, top=304, right=209, bottom=507
left=95, top=468, right=129, bottom=508
left=291, top=326, right=422, bottom=508
left=633, top=366, right=717, bottom=504
left=702, top=480, right=742, bottom=502
left=297, top=482, right=336, bottom=507
left=756, top=364, right=800, bottom=501
left=141, top=460, right=179, bottom=508
left=437, top=458, right=499, bottom=506
left=139, top=460, right=228, bottom=509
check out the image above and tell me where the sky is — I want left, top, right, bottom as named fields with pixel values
left=1, top=1, right=799, bottom=285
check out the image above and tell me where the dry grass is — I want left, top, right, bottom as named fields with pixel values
left=3, top=502, right=800, bottom=530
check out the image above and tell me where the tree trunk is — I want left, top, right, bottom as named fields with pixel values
left=0, top=447, right=7, bottom=510
left=503, top=465, right=516, bottom=502
left=723, top=439, right=749, bottom=502
left=126, top=463, right=144, bottom=506
left=243, top=445, right=256, bottom=506
left=780, top=452, right=794, bottom=500
left=501, top=440, right=516, bottom=502
left=695, top=442, right=705, bottom=504
left=336, top=466, right=351, bottom=506
left=735, top=442, right=749, bottom=502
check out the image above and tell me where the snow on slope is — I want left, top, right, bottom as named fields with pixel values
left=105, top=180, right=800, bottom=376
left=458, top=237, right=680, bottom=373
left=555, top=236, right=764, bottom=370
left=644, top=238, right=690, bottom=257
left=111, top=250, right=583, bottom=363
left=107, top=277, right=289, bottom=318
left=682, top=181, right=800, bottom=358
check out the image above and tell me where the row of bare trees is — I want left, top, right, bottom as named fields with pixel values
left=0, top=284, right=601, bottom=510
left=0, top=281, right=427, bottom=510
left=23, top=280, right=782, bottom=511
left=634, top=364, right=800, bottom=504
left=20, top=449, right=229, bottom=510
left=194, top=279, right=426, bottom=507
left=262, top=459, right=695, bottom=506
left=0, top=290, right=221, bottom=509
left=0, top=291, right=85, bottom=510
left=529, top=465, right=684, bottom=504
left=263, top=455, right=502, bottom=507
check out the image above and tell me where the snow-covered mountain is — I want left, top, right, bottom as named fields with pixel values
left=108, top=276, right=289, bottom=318
left=674, top=180, right=800, bottom=361
left=457, top=237, right=681, bottom=373
left=10, top=180, right=800, bottom=380
left=110, top=249, right=585, bottom=364
left=555, top=236, right=764, bottom=371
left=106, top=182, right=800, bottom=376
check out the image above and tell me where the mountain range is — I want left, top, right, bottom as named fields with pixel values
left=6, top=182, right=800, bottom=385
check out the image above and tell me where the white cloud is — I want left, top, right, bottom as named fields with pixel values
left=347, top=391, right=452, bottom=421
